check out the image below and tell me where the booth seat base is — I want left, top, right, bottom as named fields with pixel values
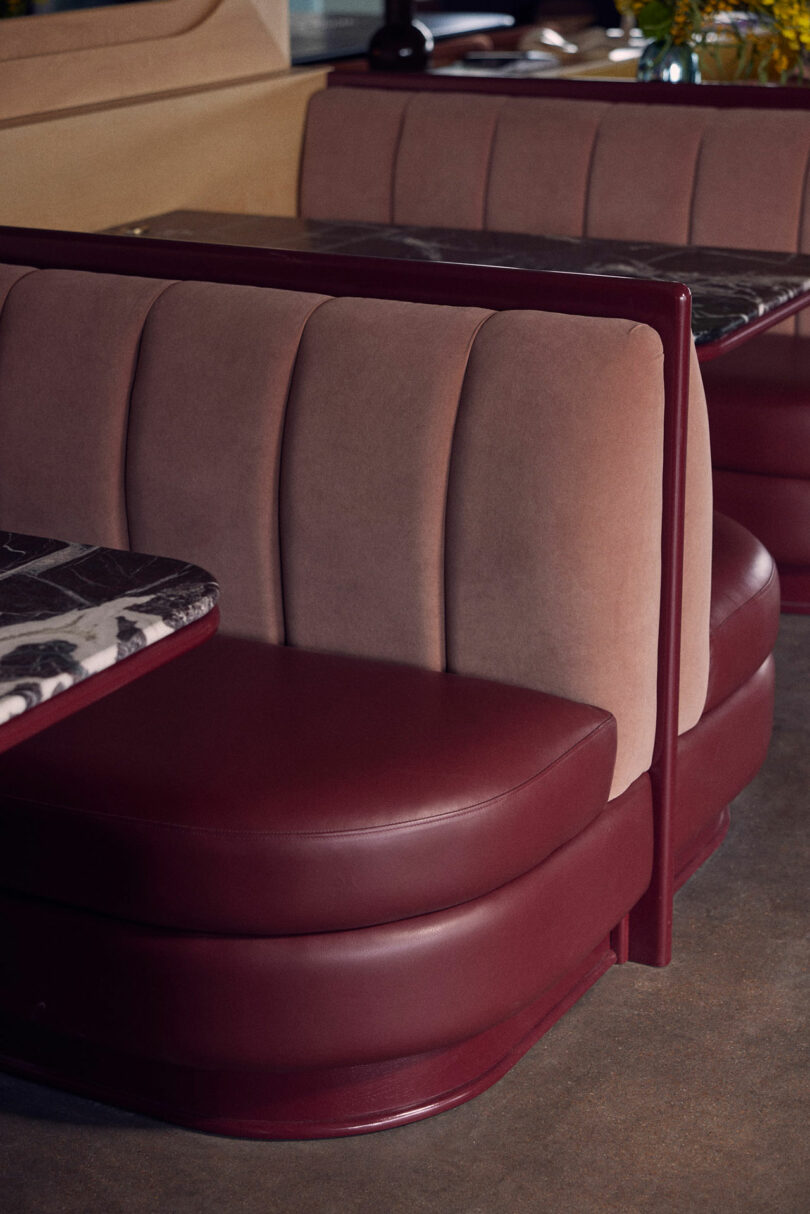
left=673, top=512, right=778, bottom=884
left=0, top=942, right=614, bottom=1140
left=0, top=780, right=651, bottom=1138
left=673, top=654, right=775, bottom=886
left=626, top=659, right=773, bottom=965
left=702, top=335, right=810, bottom=611
left=712, top=469, right=810, bottom=611
left=674, top=806, right=730, bottom=893
left=626, top=514, right=778, bottom=962
left=777, top=566, right=810, bottom=616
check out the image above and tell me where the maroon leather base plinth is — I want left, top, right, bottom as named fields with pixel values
left=0, top=782, right=651, bottom=1137
left=702, top=335, right=810, bottom=609
left=0, top=941, right=614, bottom=1140
left=705, top=514, right=780, bottom=713
left=671, top=515, right=777, bottom=881
left=674, top=656, right=774, bottom=881
left=713, top=468, right=810, bottom=573
left=701, top=335, right=810, bottom=480
left=674, top=806, right=730, bottom=892
left=778, top=565, right=810, bottom=614
left=626, top=516, right=777, bottom=962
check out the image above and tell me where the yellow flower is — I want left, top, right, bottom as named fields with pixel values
left=626, top=0, right=810, bottom=75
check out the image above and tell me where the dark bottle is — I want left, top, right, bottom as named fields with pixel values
left=368, top=0, right=434, bottom=73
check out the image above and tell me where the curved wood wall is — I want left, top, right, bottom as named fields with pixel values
left=0, top=0, right=327, bottom=230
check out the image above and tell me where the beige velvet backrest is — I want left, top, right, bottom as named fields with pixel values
left=0, top=265, right=711, bottom=796
left=300, top=88, right=810, bottom=334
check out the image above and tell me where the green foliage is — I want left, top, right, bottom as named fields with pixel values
left=636, top=1, right=679, bottom=40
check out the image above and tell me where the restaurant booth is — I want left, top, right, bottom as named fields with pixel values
left=0, top=0, right=804, bottom=1141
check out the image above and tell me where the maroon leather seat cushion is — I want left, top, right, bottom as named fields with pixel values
left=0, top=638, right=616, bottom=936
left=705, top=512, right=780, bottom=713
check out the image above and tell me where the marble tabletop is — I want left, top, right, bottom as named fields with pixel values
left=0, top=533, right=219, bottom=730
left=105, top=210, right=810, bottom=348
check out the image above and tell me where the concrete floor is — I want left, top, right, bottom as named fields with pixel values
left=1, top=617, right=808, bottom=1214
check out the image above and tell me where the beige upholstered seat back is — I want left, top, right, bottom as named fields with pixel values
left=0, top=265, right=710, bottom=796
left=300, top=88, right=810, bottom=334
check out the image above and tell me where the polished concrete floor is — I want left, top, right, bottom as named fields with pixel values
left=1, top=617, right=808, bottom=1214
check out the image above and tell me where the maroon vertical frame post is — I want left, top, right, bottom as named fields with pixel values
left=0, top=226, right=693, bottom=964
left=629, top=283, right=693, bottom=966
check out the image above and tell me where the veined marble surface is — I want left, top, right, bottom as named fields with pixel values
left=106, top=211, right=810, bottom=347
left=0, top=533, right=219, bottom=727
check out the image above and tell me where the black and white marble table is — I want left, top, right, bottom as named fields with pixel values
left=104, top=210, right=810, bottom=352
left=0, top=532, right=219, bottom=753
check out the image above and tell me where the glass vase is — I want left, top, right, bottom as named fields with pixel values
left=637, top=39, right=702, bottom=83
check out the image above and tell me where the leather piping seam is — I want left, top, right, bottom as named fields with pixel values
left=710, top=559, right=778, bottom=638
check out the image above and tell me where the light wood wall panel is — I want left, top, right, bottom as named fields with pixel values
left=0, top=70, right=328, bottom=232
left=0, top=0, right=290, bottom=120
left=0, top=0, right=222, bottom=59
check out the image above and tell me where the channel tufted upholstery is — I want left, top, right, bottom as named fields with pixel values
left=299, top=85, right=810, bottom=604
left=0, top=251, right=774, bottom=1137
left=300, top=90, right=810, bottom=337
left=0, top=267, right=709, bottom=797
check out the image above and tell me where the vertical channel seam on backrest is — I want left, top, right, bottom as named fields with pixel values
left=442, top=310, right=666, bottom=796
left=685, top=117, right=711, bottom=247
left=296, top=90, right=329, bottom=219
left=581, top=102, right=615, bottom=239
left=796, top=142, right=810, bottom=246
left=389, top=94, right=413, bottom=224
left=796, top=147, right=810, bottom=335
left=122, top=279, right=179, bottom=551
left=274, top=293, right=335, bottom=645
left=440, top=308, right=497, bottom=666
left=478, top=97, right=509, bottom=231
left=279, top=294, right=492, bottom=665
left=393, top=92, right=508, bottom=231
left=0, top=267, right=38, bottom=314
left=798, top=146, right=810, bottom=250
left=296, top=96, right=314, bottom=218
left=0, top=268, right=175, bottom=550
left=475, top=96, right=509, bottom=230
left=128, top=278, right=334, bottom=640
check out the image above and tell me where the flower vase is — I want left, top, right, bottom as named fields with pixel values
left=637, top=39, right=702, bottom=83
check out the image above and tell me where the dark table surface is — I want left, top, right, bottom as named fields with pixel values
left=104, top=211, right=810, bottom=349
left=289, top=12, right=515, bottom=65
left=0, top=532, right=218, bottom=736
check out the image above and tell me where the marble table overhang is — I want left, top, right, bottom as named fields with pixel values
left=104, top=211, right=810, bottom=351
left=0, top=532, right=219, bottom=750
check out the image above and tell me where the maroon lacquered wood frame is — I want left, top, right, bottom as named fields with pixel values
left=328, top=69, right=810, bottom=110
left=0, top=223, right=692, bottom=965
left=0, top=609, right=219, bottom=758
